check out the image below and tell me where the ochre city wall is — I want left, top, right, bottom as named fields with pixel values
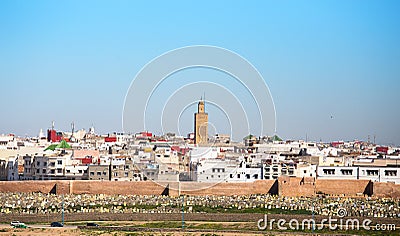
left=0, top=179, right=399, bottom=198
left=71, top=181, right=178, bottom=196
left=278, top=176, right=315, bottom=197
left=180, top=180, right=277, bottom=196
left=374, top=182, right=400, bottom=198
left=278, top=177, right=374, bottom=197
left=0, top=180, right=69, bottom=194
left=316, top=179, right=371, bottom=196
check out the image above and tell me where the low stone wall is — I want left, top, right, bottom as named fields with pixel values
left=1, top=213, right=399, bottom=225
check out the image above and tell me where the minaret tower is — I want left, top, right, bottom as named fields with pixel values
left=194, top=97, right=208, bottom=144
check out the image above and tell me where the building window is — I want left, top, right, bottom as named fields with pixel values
left=323, top=169, right=335, bottom=175
left=124, top=172, right=128, bottom=177
left=37, top=161, right=40, bottom=166
left=246, top=174, right=250, bottom=179
left=57, top=168, right=62, bottom=173
left=125, top=165, right=130, bottom=170
left=385, top=170, right=397, bottom=176
left=78, top=170, right=82, bottom=174
left=366, top=170, right=379, bottom=176
left=36, top=169, right=40, bottom=173
left=90, top=172, right=94, bottom=176
left=42, top=169, right=46, bottom=174
left=97, top=172, right=101, bottom=176
left=43, top=162, right=47, bottom=166
left=253, top=174, right=258, bottom=179
left=50, top=170, right=55, bottom=174
left=57, top=160, right=62, bottom=165
left=237, top=174, right=240, bottom=178
left=341, top=169, right=353, bottom=175
left=114, top=172, right=118, bottom=177
left=66, top=170, right=71, bottom=173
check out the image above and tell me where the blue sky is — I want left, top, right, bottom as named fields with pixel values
left=0, top=0, right=399, bottom=145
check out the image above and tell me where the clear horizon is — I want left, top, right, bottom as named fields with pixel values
left=1, top=0, right=399, bottom=145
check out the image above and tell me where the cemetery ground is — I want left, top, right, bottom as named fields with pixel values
left=0, top=193, right=399, bottom=235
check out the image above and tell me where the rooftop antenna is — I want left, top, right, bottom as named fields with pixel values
left=70, top=121, right=75, bottom=140
left=203, top=92, right=206, bottom=109
left=90, top=123, right=95, bottom=135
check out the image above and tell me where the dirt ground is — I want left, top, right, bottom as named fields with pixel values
left=0, top=227, right=81, bottom=236
left=0, top=225, right=303, bottom=236
left=0, top=228, right=269, bottom=236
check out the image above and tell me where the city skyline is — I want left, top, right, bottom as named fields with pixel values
left=1, top=1, right=399, bottom=145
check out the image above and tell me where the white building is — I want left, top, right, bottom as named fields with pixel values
left=65, top=165, right=88, bottom=180
left=24, top=153, right=70, bottom=180
left=7, top=156, right=19, bottom=181
left=256, top=142, right=301, bottom=155
left=190, top=146, right=219, bottom=163
left=263, top=162, right=281, bottom=180
left=317, top=166, right=400, bottom=184
left=295, top=164, right=317, bottom=178
left=197, top=156, right=262, bottom=183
